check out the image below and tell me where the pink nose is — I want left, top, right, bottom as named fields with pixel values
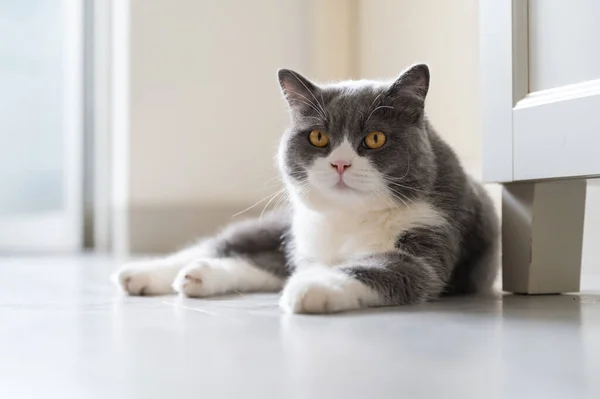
left=330, top=160, right=352, bottom=174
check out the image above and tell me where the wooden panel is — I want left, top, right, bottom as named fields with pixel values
left=529, top=0, right=600, bottom=92
left=513, top=80, right=600, bottom=180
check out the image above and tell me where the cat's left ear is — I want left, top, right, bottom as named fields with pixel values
left=277, top=69, right=321, bottom=111
left=386, top=64, right=430, bottom=105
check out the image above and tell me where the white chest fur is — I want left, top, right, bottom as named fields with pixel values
left=291, top=201, right=445, bottom=268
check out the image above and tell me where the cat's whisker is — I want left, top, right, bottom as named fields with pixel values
left=302, top=116, right=326, bottom=124
left=285, top=90, right=326, bottom=120
left=357, top=110, right=365, bottom=123
left=387, top=191, right=410, bottom=208
left=272, top=197, right=285, bottom=211
left=259, top=189, right=287, bottom=222
left=389, top=187, right=417, bottom=205
left=397, top=154, right=411, bottom=180
left=386, top=186, right=417, bottom=207
left=384, top=180, right=456, bottom=199
left=384, top=180, right=422, bottom=192
left=273, top=187, right=295, bottom=210
left=379, top=186, right=406, bottom=208
left=370, top=93, right=383, bottom=109
left=251, top=181, right=286, bottom=192
left=365, top=105, right=394, bottom=125
left=262, top=175, right=284, bottom=186
left=232, top=189, right=285, bottom=218
left=383, top=189, right=403, bottom=209
left=288, top=70, right=328, bottom=118
left=286, top=94, right=326, bottom=119
left=380, top=166, right=412, bottom=182
left=295, top=180, right=311, bottom=199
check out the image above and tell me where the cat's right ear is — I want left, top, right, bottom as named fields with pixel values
left=277, top=69, right=320, bottom=111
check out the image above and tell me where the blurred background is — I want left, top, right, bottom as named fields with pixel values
left=1, top=0, right=599, bottom=271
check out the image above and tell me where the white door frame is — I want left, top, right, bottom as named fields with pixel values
left=85, top=0, right=130, bottom=254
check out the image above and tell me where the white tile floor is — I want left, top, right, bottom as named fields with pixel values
left=1, top=255, right=600, bottom=399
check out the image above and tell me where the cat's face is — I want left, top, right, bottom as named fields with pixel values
left=277, top=65, right=434, bottom=211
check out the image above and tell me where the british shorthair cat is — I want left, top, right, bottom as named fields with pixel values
left=113, top=64, right=498, bottom=314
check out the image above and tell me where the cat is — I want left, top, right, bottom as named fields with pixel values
left=113, top=64, right=499, bottom=314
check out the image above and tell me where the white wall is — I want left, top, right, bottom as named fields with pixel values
left=357, top=0, right=482, bottom=177
left=129, top=0, right=309, bottom=207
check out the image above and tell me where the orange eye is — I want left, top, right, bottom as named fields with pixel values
left=308, top=129, right=329, bottom=148
left=364, top=131, right=386, bottom=149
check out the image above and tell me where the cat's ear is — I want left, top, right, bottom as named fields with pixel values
left=387, top=64, right=430, bottom=105
left=277, top=69, right=321, bottom=111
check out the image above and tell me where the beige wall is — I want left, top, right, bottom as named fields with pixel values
left=129, top=0, right=309, bottom=208
left=357, top=0, right=482, bottom=177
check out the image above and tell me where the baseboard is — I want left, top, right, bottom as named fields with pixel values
left=127, top=203, right=263, bottom=254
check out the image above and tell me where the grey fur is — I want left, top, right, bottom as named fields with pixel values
left=199, top=64, right=498, bottom=306
left=209, top=210, right=292, bottom=279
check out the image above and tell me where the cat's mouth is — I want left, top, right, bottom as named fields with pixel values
left=332, top=179, right=362, bottom=193
left=304, top=169, right=371, bottom=198
left=334, top=180, right=349, bottom=189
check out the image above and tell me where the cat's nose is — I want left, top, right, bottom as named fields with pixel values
left=330, top=160, right=352, bottom=175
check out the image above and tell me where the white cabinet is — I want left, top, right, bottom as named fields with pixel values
left=480, top=0, right=600, bottom=293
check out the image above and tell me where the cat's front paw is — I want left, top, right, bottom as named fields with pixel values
left=173, top=258, right=284, bottom=298
left=172, top=259, right=228, bottom=298
left=279, top=268, right=380, bottom=314
left=112, top=260, right=178, bottom=296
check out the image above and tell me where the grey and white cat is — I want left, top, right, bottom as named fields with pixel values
left=113, top=64, right=498, bottom=314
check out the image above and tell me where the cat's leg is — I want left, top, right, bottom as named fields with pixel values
left=113, top=210, right=291, bottom=297
left=279, top=253, right=444, bottom=314
left=172, top=257, right=285, bottom=297
left=112, top=243, right=214, bottom=295
left=280, top=226, right=454, bottom=314
left=173, top=212, right=291, bottom=297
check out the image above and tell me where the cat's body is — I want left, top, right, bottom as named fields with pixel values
left=114, top=64, right=498, bottom=313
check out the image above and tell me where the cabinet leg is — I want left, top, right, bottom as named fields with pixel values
left=502, top=180, right=586, bottom=294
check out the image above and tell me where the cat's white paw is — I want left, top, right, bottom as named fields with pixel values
left=172, top=259, right=225, bottom=298
left=173, top=258, right=285, bottom=298
left=279, top=268, right=380, bottom=314
left=112, top=260, right=179, bottom=296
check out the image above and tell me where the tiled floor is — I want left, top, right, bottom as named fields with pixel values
left=1, top=256, right=600, bottom=399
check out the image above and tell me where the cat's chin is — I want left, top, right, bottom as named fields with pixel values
left=315, top=183, right=367, bottom=200
left=293, top=185, right=393, bottom=212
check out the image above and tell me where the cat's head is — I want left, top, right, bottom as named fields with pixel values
left=277, top=64, right=435, bottom=211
